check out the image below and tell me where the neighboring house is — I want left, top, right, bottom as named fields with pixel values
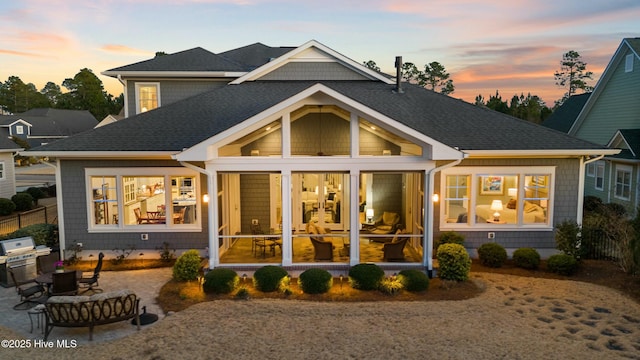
left=0, top=108, right=98, bottom=148
left=0, top=136, right=22, bottom=199
left=26, top=40, right=618, bottom=275
left=544, top=38, right=640, bottom=216
left=96, top=109, right=125, bottom=128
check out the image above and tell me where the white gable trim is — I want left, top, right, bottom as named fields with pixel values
left=175, top=83, right=463, bottom=161
left=607, top=130, right=635, bottom=157
left=230, top=40, right=395, bottom=85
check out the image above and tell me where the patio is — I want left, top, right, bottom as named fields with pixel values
left=0, top=267, right=171, bottom=345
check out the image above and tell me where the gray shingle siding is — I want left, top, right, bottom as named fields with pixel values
left=127, top=80, right=228, bottom=116
left=575, top=48, right=640, bottom=144
left=60, top=159, right=209, bottom=251
left=433, top=158, right=580, bottom=251
left=240, top=174, right=270, bottom=233
left=258, top=62, right=370, bottom=81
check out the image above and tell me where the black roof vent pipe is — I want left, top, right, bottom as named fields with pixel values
left=394, top=56, right=403, bottom=93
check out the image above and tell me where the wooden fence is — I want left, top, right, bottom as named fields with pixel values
left=0, top=204, right=58, bottom=236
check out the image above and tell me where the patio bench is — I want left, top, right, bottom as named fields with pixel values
left=44, top=289, right=140, bottom=341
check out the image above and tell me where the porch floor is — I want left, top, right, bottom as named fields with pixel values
left=219, top=236, right=422, bottom=264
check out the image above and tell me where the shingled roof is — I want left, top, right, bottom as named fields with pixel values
left=103, top=47, right=246, bottom=73
left=542, top=93, right=590, bottom=133
left=0, top=108, right=97, bottom=136
left=29, top=81, right=608, bottom=153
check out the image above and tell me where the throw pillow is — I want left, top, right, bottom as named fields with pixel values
left=507, top=199, right=517, bottom=209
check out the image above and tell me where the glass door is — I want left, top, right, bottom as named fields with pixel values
left=295, top=173, right=346, bottom=231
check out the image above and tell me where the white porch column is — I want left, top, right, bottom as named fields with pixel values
left=281, top=170, right=292, bottom=265
left=424, top=169, right=432, bottom=272
left=349, top=171, right=360, bottom=266
left=209, top=169, right=218, bottom=268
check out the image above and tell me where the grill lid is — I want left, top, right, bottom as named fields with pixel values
left=0, top=237, right=35, bottom=255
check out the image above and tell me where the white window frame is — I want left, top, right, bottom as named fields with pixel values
left=614, top=164, right=632, bottom=200
left=134, top=82, right=161, bottom=114
left=595, top=161, right=605, bottom=191
left=440, top=166, right=555, bottom=230
left=16, top=125, right=24, bottom=135
left=625, top=54, right=634, bottom=73
left=586, top=163, right=595, bottom=177
left=0, top=161, right=4, bottom=180
left=86, top=167, right=201, bottom=232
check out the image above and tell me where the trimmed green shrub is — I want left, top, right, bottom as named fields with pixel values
left=253, top=265, right=288, bottom=292
left=477, top=242, right=507, bottom=268
left=378, top=277, right=403, bottom=295
left=513, top=248, right=541, bottom=270
left=547, top=254, right=579, bottom=275
left=438, top=231, right=465, bottom=246
left=437, top=243, right=471, bottom=281
left=0, top=198, right=16, bottom=216
left=26, top=187, right=46, bottom=205
left=398, top=269, right=430, bottom=292
left=555, top=219, right=583, bottom=259
left=172, top=249, right=202, bottom=281
left=4, top=223, right=58, bottom=248
left=348, top=263, right=385, bottom=290
left=12, top=192, right=33, bottom=211
left=203, top=268, right=239, bottom=294
left=298, top=268, right=333, bottom=294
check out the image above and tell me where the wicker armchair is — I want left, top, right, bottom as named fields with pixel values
left=382, top=231, right=409, bottom=261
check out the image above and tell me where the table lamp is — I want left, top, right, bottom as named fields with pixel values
left=490, top=200, right=503, bottom=221
left=366, top=208, right=374, bottom=223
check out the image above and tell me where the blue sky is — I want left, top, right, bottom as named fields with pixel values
left=1, top=0, right=639, bottom=106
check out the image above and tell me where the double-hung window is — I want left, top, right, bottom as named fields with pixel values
left=135, top=83, right=160, bottom=114
left=595, top=162, right=605, bottom=191
left=87, top=168, right=200, bottom=231
left=615, top=165, right=632, bottom=200
left=441, top=166, right=554, bottom=229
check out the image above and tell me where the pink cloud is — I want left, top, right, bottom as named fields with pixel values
left=0, top=49, right=43, bottom=58
left=101, top=44, right=152, bottom=56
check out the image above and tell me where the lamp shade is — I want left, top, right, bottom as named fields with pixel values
left=365, top=208, right=374, bottom=218
left=508, top=188, right=517, bottom=197
left=490, top=200, right=503, bottom=211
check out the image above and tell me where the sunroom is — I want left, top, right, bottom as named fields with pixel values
left=175, top=88, right=463, bottom=271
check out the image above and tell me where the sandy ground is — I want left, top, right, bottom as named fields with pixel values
left=2, top=272, right=640, bottom=360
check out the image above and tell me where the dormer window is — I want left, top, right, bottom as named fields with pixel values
left=135, top=83, right=160, bottom=114
left=16, top=125, right=24, bottom=135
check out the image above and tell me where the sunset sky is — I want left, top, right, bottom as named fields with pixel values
left=1, top=0, right=639, bottom=107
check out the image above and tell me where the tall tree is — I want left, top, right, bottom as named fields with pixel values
left=362, top=60, right=380, bottom=72
left=485, top=90, right=509, bottom=114
left=554, top=50, right=593, bottom=106
left=61, top=68, right=110, bottom=119
left=41, top=81, right=63, bottom=106
left=401, top=62, right=420, bottom=82
left=419, top=61, right=454, bottom=95
left=0, top=76, right=49, bottom=113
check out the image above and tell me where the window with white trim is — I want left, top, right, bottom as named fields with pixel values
left=86, top=168, right=200, bottom=231
left=595, top=162, right=605, bottom=190
left=614, top=165, right=632, bottom=200
left=135, top=83, right=160, bottom=114
left=0, top=162, right=5, bottom=179
left=441, top=166, right=553, bottom=228
left=16, top=125, right=24, bottom=135
left=586, top=163, right=595, bottom=177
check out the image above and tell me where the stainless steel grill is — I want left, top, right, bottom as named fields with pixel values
left=0, top=237, right=42, bottom=287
